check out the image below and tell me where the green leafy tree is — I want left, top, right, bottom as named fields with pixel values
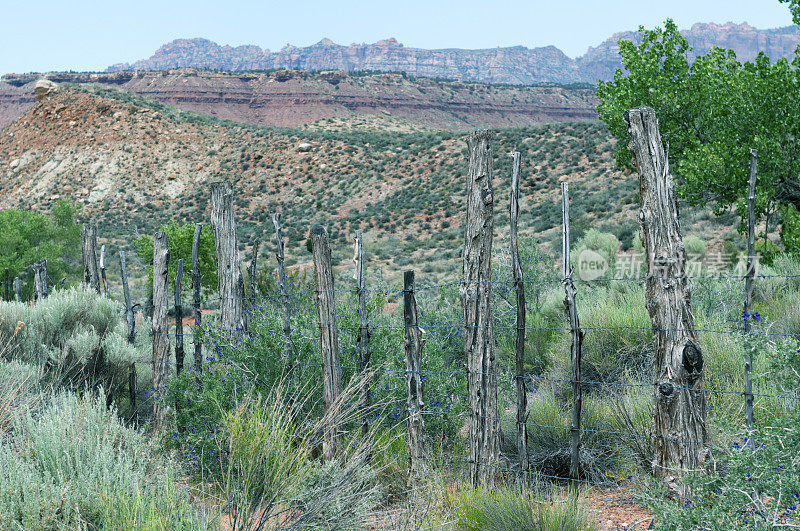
left=134, top=221, right=217, bottom=297
left=596, top=19, right=800, bottom=254
left=0, top=200, right=81, bottom=297
left=779, top=0, right=800, bottom=24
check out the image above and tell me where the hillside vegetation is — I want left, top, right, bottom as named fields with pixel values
left=0, top=85, right=741, bottom=283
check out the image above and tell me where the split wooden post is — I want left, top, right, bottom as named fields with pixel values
left=509, top=150, right=530, bottom=477
left=355, top=229, right=371, bottom=440
left=562, top=182, right=584, bottom=487
left=99, top=244, right=110, bottom=298
left=461, top=130, right=499, bottom=486
left=624, top=107, right=707, bottom=495
left=191, top=223, right=203, bottom=376
left=403, top=270, right=427, bottom=485
left=13, top=276, right=20, bottom=302
left=248, top=240, right=260, bottom=304
left=151, top=231, right=171, bottom=430
left=312, top=225, right=341, bottom=463
left=210, top=182, right=247, bottom=335
left=743, top=149, right=758, bottom=441
left=119, top=250, right=136, bottom=344
left=4, top=268, right=9, bottom=301
left=272, top=213, right=294, bottom=372
left=81, top=224, right=101, bottom=293
left=120, top=249, right=137, bottom=419
left=32, top=259, right=47, bottom=302
left=175, top=258, right=185, bottom=375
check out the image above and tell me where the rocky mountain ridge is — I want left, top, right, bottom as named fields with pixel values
left=107, top=22, right=800, bottom=84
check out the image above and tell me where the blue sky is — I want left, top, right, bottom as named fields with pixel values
left=0, top=0, right=794, bottom=75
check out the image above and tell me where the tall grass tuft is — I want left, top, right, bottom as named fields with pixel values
left=211, top=376, right=387, bottom=529
left=453, top=485, right=597, bottom=531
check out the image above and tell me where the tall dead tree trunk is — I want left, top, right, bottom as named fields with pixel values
left=404, top=270, right=427, bottom=485
left=509, top=150, right=529, bottom=477
left=272, top=213, right=294, bottom=372
left=355, top=229, right=371, bottom=440
left=192, top=223, right=203, bottom=376
left=81, top=224, right=101, bottom=293
left=312, top=225, right=341, bottom=463
left=210, top=182, right=247, bottom=335
left=461, top=130, right=499, bottom=486
left=151, top=231, right=171, bottom=430
left=175, top=258, right=185, bottom=375
left=624, top=107, right=708, bottom=495
left=32, top=259, right=47, bottom=302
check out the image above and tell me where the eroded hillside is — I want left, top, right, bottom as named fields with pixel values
left=0, top=85, right=736, bottom=278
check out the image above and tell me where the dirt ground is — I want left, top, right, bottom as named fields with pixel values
left=585, top=488, right=655, bottom=530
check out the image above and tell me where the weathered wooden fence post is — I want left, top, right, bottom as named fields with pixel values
left=192, top=223, right=203, bottom=376
left=624, top=107, right=707, bottom=495
left=175, top=258, right=185, bottom=375
left=272, top=213, right=294, bottom=372
left=119, top=250, right=136, bottom=344
left=151, top=231, right=171, bottom=430
left=248, top=240, right=259, bottom=303
left=461, top=130, right=499, bottom=486
left=32, top=259, right=47, bottom=302
left=355, top=229, right=371, bottom=440
left=743, top=149, right=758, bottom=441
left=562, top=181, right=584, bottom=487
left=404, top=270, right=427, bottom=485
left=119, top=249, right=137, bottom=419
left=13, top=276, right=20, bottom=302
left=509, top=150, right=530, bottom=477
left=81, top=224, right=101, bottom=293
left=4, top=268, right=9, bottom=301
left=312, top=225, right=341, bottom=463
left=210, top=182, right=247, bottom=335
left=99, top=244, right=110, bottom=298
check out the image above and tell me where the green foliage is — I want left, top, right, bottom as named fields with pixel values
left=0, top=199, right=81, bottom=298
left=0, top=391, right=212, bottom=529
left=134, top=220, right=217, bottom=296
left=167, top=275, right=468, bottom=479
left=570, top=229, right=620, bottom=280
left=596, top=19, right=800, bottom=253
left=780, top=0, right=800, bottom=24
left=683, top=235, right=708, bottom=257
left=644, top=425, right=800, bottom=529
left=453, top=485, right=596, bottom=531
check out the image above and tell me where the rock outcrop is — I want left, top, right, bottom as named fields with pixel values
left=34, top=79, right=59, bottom=102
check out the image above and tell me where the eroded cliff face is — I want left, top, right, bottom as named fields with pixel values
left=108, top=38, right=585, bottom=85
left=106, top=22, right=800, bottom=84
left=577, top=22, right=800, bottom=81
left=0, top=69, right=598, bottom=131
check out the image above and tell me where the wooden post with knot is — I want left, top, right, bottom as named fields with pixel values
left=624, top=107, right=708, bottom=496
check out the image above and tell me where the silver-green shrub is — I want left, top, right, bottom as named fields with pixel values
left=0, top=391, right=213, bottom=529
